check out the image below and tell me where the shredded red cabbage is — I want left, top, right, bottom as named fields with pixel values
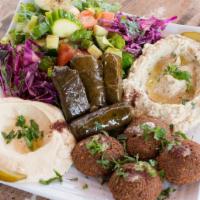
left=100, top=13, right=177, bottom=56
left=0, top=40, right=58, bottom=104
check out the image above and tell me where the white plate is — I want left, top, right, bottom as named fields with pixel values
left=2, top=0, right=200, bottom=200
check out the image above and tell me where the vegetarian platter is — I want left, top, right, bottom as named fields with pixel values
left=1, top=0, right=200, bottom=200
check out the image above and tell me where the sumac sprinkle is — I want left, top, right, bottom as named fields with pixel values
left=51, top=121, right=68, bottom=132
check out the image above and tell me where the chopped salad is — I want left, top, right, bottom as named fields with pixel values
left=0, top=0, right=176, bottom=104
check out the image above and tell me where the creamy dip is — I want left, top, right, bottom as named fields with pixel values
left=0, top=97, right=75, bottom=182
left=124, top=35, right=200, bottom=131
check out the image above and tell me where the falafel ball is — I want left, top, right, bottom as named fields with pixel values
left=124, top=116, right=171, bottom=160
left=72, top=134, right=124, bottom=177
left=109, top=163, right=162, bottom=200
left=157, top=140, right=200, bottom=185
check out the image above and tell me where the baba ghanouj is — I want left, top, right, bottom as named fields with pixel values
left=124, top=35, right=200, bottom=131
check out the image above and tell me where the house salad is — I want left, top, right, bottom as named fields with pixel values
left=0, top=0, right=176, bottom=104
left=2, top=1, right=200, bottom=200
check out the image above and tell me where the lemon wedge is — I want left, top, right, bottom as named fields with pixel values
left=0, top=168, right=27, bottom=182
left=181, top=32, right=200, bottom=42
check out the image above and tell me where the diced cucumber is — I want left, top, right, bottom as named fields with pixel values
left=52, top=19, right=81, bottom=38
left=96, top=36, right=113, bottom=50
left=46, top=35, right=59, bottom=49
left=88, top=45, right=103, bottom=59
left=105, top=48, right=122, bottom=58
left=94, top=25, right=108, bottom=36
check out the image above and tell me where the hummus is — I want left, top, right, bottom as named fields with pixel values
left=124, top=35, right=200, bottom=131
left=0, top=97, right=75, bottom=182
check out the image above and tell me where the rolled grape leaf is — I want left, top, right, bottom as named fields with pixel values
left=52, top=66, right=90, bottom=121
left=71, top=55, right=106, bottom=111
left=102, top=53, right=123, bottom=104
left=70, top=102, right=133, bottom=140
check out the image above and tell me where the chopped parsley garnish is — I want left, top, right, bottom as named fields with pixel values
left=158, top=170, right=166, bottom=179
left=86, top=136, right=108, bottom=155
left=140, top=123, right=166, bottom=141
left=148, top=159, right=157, bottom=167
left=1, top=115, right=43, bottom=150
left=39, top=170, right=63, bottom=185
left=174, top=131, right=188, bottom=140
left=95, top=122, right=103, bottom=131
left=157, top=187, right=176, bottom=200
left=164, top=64, right=192, bottom=92
left=117, top=134, right=127, bottom=152
left=139, top=123, right=185, bottom=151
left=97, top=156, right=111, bottom=169
left=134, top=161, right=157, bottom=177
left=116, top=167, right=128, bottom=178
left=82, top=183, right=89, bottom=190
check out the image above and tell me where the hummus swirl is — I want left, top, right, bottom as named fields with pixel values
left=0, top=98, right=75, bottom=182
left=124, top=35, right=200, bottom=131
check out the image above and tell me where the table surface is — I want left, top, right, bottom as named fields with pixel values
left=0, top=0, right=200, bottom=199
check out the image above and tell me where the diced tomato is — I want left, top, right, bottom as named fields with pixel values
left=97, top=11, right=115, bottom=27
left=79, top=10, right=97, bottom=29
left=97, top=11, right=115, bottom=21
left=80, top=10, right=94, bottom=17
left=57, top=43, right=75, bottom=66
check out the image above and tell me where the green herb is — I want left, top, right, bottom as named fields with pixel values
left=86, top=136, right=108, bottom=155
left=191, top=102, right=196, bottom=109
left=70, top=29, right=93, bottom=49
left=122, top=52, right=134, bottom=78
left=148, top=159, right=157, bottom=167
left=112, top=155, right=137, bottom=178
left=16, top=115, right=26, bottom=127
left=95, top=122, right=103, bottom=131
left=157, top=187, right=176, bottom=200
left=94, top=122, right=109, bottom=136
left=68, top=177, right=79, bottom=182
left=140, top=122, right=182, bottom=152
left=1, top=115, right=43, bottom=150
left=82, top=183, right=89, bottom=190
left=109, top=33, right=125, bottom=50
left=9, top=30, right=26, bottom=45
left=71, top=29, right=93, bottom=42
left=164, top=64, right=192, bottom=92
left=39, top=57, right=55, bottom=72
left=15, top=3, right=37, bottom=23
left=1, top=130, right=16, bottom=144
left=158, top=170, right=165, bottom=179
left=174, top=131, right=188, bottom=140
left=117, top=134, right=127, bottom=152
left=97, top=156, right=111, bottom=169
left=140, top=123, right=166, bottom=141
left=39, top=170, right=63, bottom=185
left=31, top=22, right=50, bottom=40
left=116, top=167, right=128, bottom=178
left=47, top=68, right=53, bottom=78
left=134, top=161, right=157, bottom=177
